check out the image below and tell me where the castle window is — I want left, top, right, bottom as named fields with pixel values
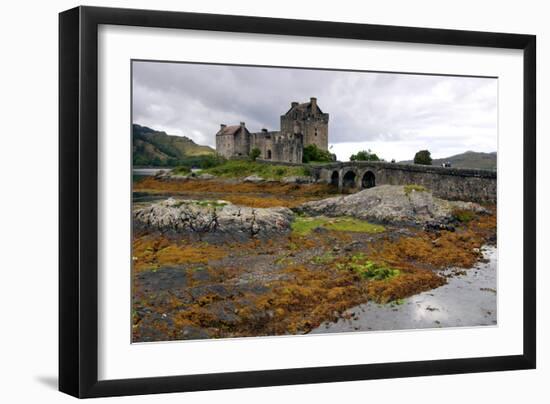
left=267, top=150, right=272, bottom=159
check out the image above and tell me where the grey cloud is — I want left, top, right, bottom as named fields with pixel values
left=132, top=61, right=497, bottom=157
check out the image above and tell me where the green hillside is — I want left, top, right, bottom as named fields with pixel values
left=401, top=151, right=497, bottom=170
left=133, top=124, right=215, bottom=167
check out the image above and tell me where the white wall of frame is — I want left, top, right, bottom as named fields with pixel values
left=1, top=0, right=548, bottom=403
left=98, top=24, right=523, bottom=381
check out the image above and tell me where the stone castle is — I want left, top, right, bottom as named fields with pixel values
left=215, top=97, right=329, bottom=163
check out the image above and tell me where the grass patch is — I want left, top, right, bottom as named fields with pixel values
left=311, top=252, right=335, bottom=265
left=291, top=217, right=330, bottom=236
left=291, top=216, right=385, bottom=236
left=202, top=160, right=310, bottom=180
left=336, top=254, right=400, bottom=280
left=193, top=200, right=228, bottom=208
left=404, top=184, right=427, bottom=195
left=453, top=208, right=476, bottom=223
left=168, top=199, right=227, bottom=209
left=172, top=166, right=191, bottom=175
left=327, top=218, right=385, bottom=233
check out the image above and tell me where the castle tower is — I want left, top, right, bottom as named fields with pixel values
left=280, top=97, right=329, bottom=151
left=215, top=122, right=251, bottom=158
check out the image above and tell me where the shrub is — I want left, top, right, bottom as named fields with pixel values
left=413, top=150, right=432, bottom=165
left=350, top=149, right=381, bottom=162
left=302, top=144, right=333, bottom=163
left=249, top=147, right=261, bottom=161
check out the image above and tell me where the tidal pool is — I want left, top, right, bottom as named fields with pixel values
left=311, top=245, right=497, bottom=334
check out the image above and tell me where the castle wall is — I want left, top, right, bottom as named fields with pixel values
left=272, top=132, right=303, bottom=163
left=303, top=119, right=328, bottom=151
left=251, top=131, right=303, bottom=163
left=215, top=134, right=235, bottom=159
left=233, top=128, right=250, bottom=157
left=250, top=132, right=273, bottom=160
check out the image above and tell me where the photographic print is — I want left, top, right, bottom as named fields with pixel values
left=131, top=60, right=497, bottom=343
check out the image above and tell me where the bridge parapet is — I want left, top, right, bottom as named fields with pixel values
left=255, top=159, right=497, bottom=203
left=310, top=161, right=496, bottom=179
left=311, top=161, right=496, bottom=203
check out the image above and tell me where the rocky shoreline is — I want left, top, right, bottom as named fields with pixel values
left=131, top=176, right=497, bottom=342
left=134, top=185, right=488, bottom=239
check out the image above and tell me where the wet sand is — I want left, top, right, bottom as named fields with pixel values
left=311, top=245, right=497, bottom=334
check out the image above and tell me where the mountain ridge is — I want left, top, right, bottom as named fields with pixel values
left=400, top=151, right=496, bottom=170
left=133, top=123, right=215, bottom=166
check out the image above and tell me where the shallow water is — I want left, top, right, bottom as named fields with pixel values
left=133, top=168, right=169, bottom=176
left=311, top=245, right=497, bottom=334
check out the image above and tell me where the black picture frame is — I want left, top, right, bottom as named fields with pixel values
left=59, top=6, right=536, bottom=398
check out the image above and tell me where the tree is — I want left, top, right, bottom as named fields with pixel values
left=249, top=147, right=261, bottom=161
left=302, top=144, right=333, bottom=163
left=414, top=150, right=432, bottom=165
left=350, top=149, right=380, bottom=162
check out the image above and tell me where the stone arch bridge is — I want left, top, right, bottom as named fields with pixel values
left=309, top=161, right=496, bottom=203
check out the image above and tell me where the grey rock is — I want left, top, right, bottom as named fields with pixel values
left=153, top=170, right=169, bottom=178
left=243, top=175, right=265, bottom=183
left=197, top=173, right=216, bottom=180
left=281, top=175, right=314, bottom=184
left=295, top=185, right=487, bottom=226
left=134, top=198, right=293, bottom=238
left=181, top=326, right=210, bottom=340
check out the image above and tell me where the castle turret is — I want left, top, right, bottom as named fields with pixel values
left=280, top=97, right=329, bottom=151
left=310, top=97, right=317, bottom=114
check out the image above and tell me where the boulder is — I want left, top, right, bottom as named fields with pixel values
left=197, top=173, right=216, bottom=180
left=243, top=175, right=265, bottom=183
left=281, top=175, right=315, bottom=184
left=134, top=198, right=293, bottom=240
left=153, top=170, right=168, bottom=178
left=295, top=185, right=487, bottom=226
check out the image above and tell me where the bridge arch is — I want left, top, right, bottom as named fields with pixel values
left=342, top=170, right=357, bottom=188
left=330, top=170, right=339, bottom=186
left=361, top=170, right=376, bottom=189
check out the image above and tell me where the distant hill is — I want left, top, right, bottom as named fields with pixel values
left=401, top=151, right=497, bottom=170
left=133, top=124, right=215, bottom=166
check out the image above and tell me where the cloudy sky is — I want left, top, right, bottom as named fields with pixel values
left=132, top=61, right=497, bottom=162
